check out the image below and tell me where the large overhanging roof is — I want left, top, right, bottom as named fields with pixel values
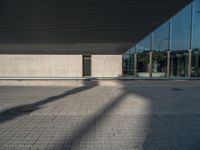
left=0, top=0, right=192, bottom=54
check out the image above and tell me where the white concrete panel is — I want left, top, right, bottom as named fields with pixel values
left=0, top=55, right=82, bottom=77
left=92, top=55, right=122, bottom=77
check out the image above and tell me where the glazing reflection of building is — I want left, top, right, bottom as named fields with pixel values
left=123, top=0, right=200, bottom=78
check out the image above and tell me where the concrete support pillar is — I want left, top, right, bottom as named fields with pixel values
left=188, top=49, right=192, bottom=78
left=177, top=55, right=180, bottom=77
left=170, top=56, right=174, bottom=76
left=195, top=52, right=199, bottom=77
left=167, top=51, right=171, bottom=78
left=134, top=53, right=137, bottom=77
left=149, top=52, right=153, bottom=78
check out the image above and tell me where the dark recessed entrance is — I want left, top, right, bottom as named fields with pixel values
left=83, top=55, right=91, bottom=77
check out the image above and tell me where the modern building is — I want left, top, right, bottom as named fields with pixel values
left=0, top=0, right=199, bottom=79
left=123, top=0, right=200, bottom=78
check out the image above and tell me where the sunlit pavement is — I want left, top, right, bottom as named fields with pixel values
left=0, top=80, right=200, bottom=150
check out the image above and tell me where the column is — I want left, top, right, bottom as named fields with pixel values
left=134, top=53, right=137, bottom=77
left=188, top=49, right=192, bottom=78
left=170, top=55, right=174, bottom=76
left=195, top=52, right=199, bottom=77
left=177, top=55, right=180, bottom=77
left=167, top=51, right=171, bottom=77
left=149, top=52, right=153, bottom=78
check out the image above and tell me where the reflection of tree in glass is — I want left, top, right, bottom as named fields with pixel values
left=138, top=52, right=149, bottom=64
left=152, top=52, right=167, bottom=73
left=123, top=54, right=135, bottom=75
left=138, top=52, right=149, bottom=72
left=152, top=52, right=166, bottom=61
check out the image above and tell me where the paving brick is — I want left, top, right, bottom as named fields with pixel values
left=0, top=81, right=199, bottom=150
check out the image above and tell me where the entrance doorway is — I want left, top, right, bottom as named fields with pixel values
left=83, top=55, right=91, bottom=77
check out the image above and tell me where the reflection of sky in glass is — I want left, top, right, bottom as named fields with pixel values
left=136, top=35, right=151, bottom=52
left=153, top=22, right=169, bottom=51
left=171, top=4, right=191, bottom=50
left=193, top=0, right=200, bottom=48
left=125, top=0, right=200, bottom=54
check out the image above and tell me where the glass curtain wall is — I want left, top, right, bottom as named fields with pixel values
left=122, top=0, right=200, bottom=78
left=136, top=35, right=151, bottom=77
left=151, top=21, right=169, bottom=77
left=137, top=52, right=149, bottom=77
left=171, top=4, right=191, bottom=51
left=170, top=51, right=189, bottom=77
left=192, top=0, right=200, bottom=49
left=152, top=52, right=167, bottom=77
left=122, top=47, right=135, bottom=76
left=191, top=49, right=200, bottom=77
left=123, top=53, right=134, bottom=76
left=191, top=0, right=200, bottom=77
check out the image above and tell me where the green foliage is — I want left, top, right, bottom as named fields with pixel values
left=153, top=52, right=166, bottom=61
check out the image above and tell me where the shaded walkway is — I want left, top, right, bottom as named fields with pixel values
left=0, top=81, right=98, bottom=123
left=0, top=81, right=200, bottom=150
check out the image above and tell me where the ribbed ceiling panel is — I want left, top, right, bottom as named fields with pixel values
left=0, top=0, right=192, bottom=54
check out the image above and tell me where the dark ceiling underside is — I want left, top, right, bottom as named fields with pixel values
left=0, top=0, right=192, bottom=54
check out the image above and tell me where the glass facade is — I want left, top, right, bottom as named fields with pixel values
left=170, top=51, right=189, bottom=77
left=137, top=52, right=149, bottom=77
left=191, top=50, right=200, bottom=77
left=152, top=52, right=167, bottom=77
left=123, top=0, right=200, bottom=78
left=123, top=53, right=134, bottom=76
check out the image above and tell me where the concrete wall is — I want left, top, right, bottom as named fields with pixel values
left=92, top=55, right=122, bottom=77
left=0, top=55, right=82, bottom=77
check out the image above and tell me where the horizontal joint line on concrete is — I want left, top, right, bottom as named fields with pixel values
left=0, top=77, right=200, bottom=80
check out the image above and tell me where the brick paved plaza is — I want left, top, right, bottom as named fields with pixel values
left=0, top=80, right=200, bottom=150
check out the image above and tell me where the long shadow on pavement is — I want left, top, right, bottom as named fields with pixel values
left=1, top=80, right=200, bottom=150
left=142, top=85, right=200, bottom=150
left=63, top=91, right=128, bottom=149
left=0, top=81, right=98, bottom=124
left=55, top=81, right=134, bottom=149
left=55, top=81, right=200, bottom=150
